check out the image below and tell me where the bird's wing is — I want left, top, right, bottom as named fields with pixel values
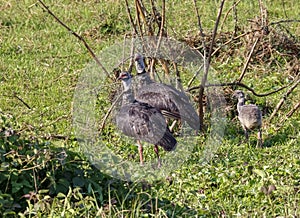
left=238, top=105, right=262, bottom=129
left=137, top=83, right=200, bottom=130
left=136, top=91, right=181, bottom=120
left=116, top=102, right=168, bottom=145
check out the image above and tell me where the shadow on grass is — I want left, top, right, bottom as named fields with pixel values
left=0, top=128, right=197, bottom=217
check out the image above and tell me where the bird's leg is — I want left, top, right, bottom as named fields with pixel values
left=257, top=128, right=263, bottom=148
left=154, top=145, right=161, bottom=168
left=137, top=140, right=144, bottom=166
left=242, top=125, right=249, bottom=142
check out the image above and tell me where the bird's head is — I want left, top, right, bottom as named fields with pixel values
left=233, top=90, right=245, bottom=99
left=118, top=71, right=132, bottom=91
left=117, top=71, right=132, bottom=81
left=134, top=53, right=146, bottom=74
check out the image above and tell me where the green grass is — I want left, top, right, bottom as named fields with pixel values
left=1, top=0, right=300, bottom=217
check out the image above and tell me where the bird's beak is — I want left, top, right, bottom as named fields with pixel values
left=117, top=72, right=131, bottom=80
left=117, top=74, right=125, bottom=80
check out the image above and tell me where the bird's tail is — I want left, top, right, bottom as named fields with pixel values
left=158, top=129, right=177, bottom=151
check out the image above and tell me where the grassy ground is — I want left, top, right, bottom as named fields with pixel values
left=1, top=0, right=299, bottom=217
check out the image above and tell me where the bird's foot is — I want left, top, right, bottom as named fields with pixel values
left=157, top=159, right=162, bottom=168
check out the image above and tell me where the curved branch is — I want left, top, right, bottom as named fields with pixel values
left=187, top=81, right=288, bottom=97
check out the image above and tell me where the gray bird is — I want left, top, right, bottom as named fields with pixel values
left=134, top=53, right=200, bottom=131
left=233, top=90, right=262, bottom=147
left=116, top=71, right=177, bottom=167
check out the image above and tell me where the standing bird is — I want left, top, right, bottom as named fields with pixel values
left=116, top=71, right=177, bottom=167
left=233, top=90, right=262, bottom=147
left=134, top=53, right=200, bottom=131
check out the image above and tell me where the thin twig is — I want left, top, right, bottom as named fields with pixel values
left=211, top=28, right=261, bottom=57
left=286, top=101, right=300, bottom=118
left=187, top=64, right=204, bottom=89
left=2, top=93, right=31, bottom=109
left=269, top=19, right=300, bottom=26
left=192, top=0, right=207, bottom=69
left=154, top=0, right=170, bottom=79
left=98, top=90, right=124, bottom=133
left=32, top=169, right=38, bottom=193
left=237, top=37, right=259, bottom=83
left=192, top=0, right=207, bottom=129
left=258, top=0, right=267, bottom=28
left=127, top=35, right=136, bottom=74
left=39, top=115, right=70, bottom=129
left=38, top=0, right=113, bottom=81
left=121, top=34, right=128, bottom=72
left=276, top=101, right=300, bottom=131
left=41, top=134, right=71, bottom=140
left=125, top=0, right=138, bottom=35
left=154, top=0, right=165, bottom=56
left=13, top=93, right=32, bottom=109
left=196, top=0, right=225, bottom=130
left=187, top=81, right=288, bottom=97
left=135, top=0, right=149, bottom=35
left=269, top=76, right=300, bottom=121
left=207, top=0, right=225, bottom=66
left=219, top=0, right=242, bottom=31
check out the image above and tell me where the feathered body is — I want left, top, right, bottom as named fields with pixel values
left=116, top=101, right=176, bottom=152
left=134, top=54, right=200, bottom=130
left=234, top=90, right=262, bottom=147
left=116, top=72, right=177, bottom=166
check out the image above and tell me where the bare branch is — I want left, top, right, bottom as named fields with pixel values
left=124, top=0, right=138, bottom=35
left=2, top=93, right=32, bottom=109
left=98, top=90, right=124, bottom=133
left=219, top=0, right=242, bottom=32
left=211, top=28, right=261, bottom=57
left=192, top=0, right=207, bottom=59
left=237, top=37, right=259, bottom=83
left=269, top=76, right=300, bottom=121
left=187, top=81, right=288, bottom=97
left=195, top=0, right=225, bottom=130
left=38, top=0, right=113, bottom=81
left=13, top=93, right=32, bottom=109
left=269, top=19, right=300, bottom=26
left=276, top=101, right=300, bottom=131
left=135, top=0, right=150, bottom=35
left=207, top=0, right=225, bottom=66
left=286, top=101, right=300, bottom=118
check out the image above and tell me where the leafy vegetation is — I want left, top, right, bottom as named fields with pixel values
left=1, top=0, right=299, bottom=217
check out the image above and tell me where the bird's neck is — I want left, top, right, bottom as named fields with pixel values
left=237, top=98, right=245, bottom=113
left=122, top=80, right=135, bottom=104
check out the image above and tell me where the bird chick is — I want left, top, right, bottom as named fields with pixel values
left=233, top=90, right=262, bottom=147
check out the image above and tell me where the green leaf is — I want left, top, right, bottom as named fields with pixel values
left=253, top=169, right=266, bottom=178
left=57, top=192, right=66, bottom=198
